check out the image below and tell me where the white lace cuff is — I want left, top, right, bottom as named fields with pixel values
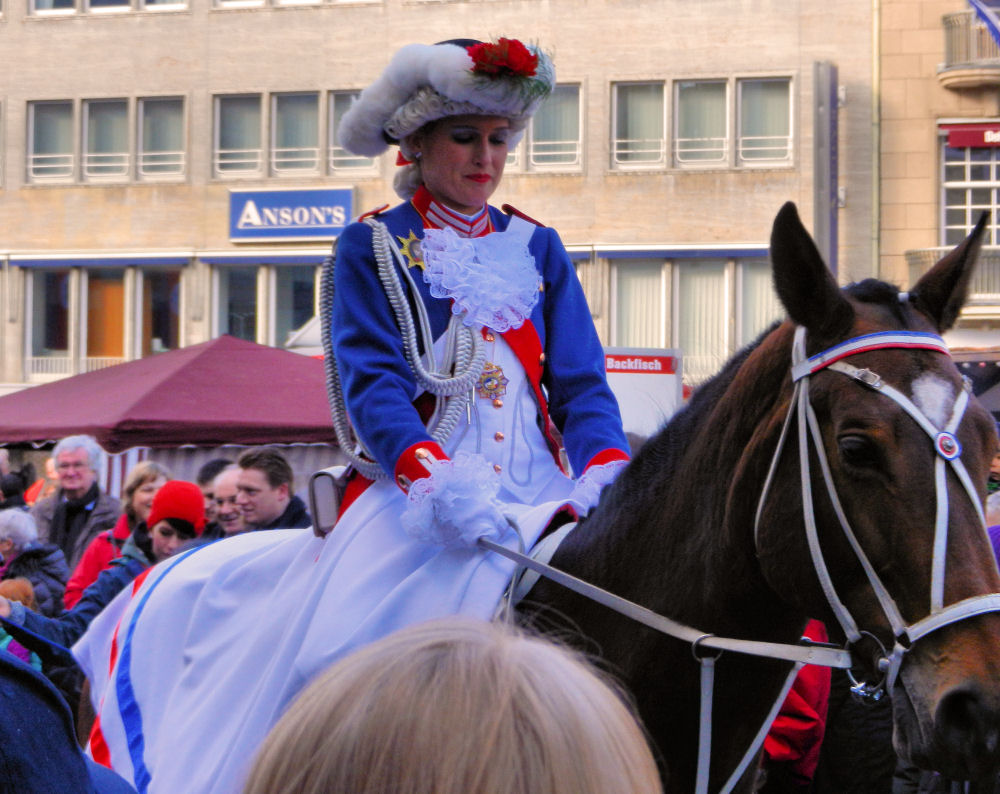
left=401, top=451, right=508, bottom=547
left=422, top=226, right=541, bottom=332
left=570, top=459, right=628, bottom=513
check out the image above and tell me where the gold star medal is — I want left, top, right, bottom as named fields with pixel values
left=476, top=362, right=508, bottom=400
left=396, top=231, right=424, bottom=270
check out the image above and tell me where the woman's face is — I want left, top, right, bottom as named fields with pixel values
left=132, top=476, right=167, bottom=525
left=408, top=115, right=511, bottom=215
left=149, top=519, right=190, bottom=562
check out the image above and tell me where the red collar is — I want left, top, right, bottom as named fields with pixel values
left=411, top=186, right=491, bottom=237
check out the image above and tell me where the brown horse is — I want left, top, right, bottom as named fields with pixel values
left=519, top=203, right=1000, bottom=792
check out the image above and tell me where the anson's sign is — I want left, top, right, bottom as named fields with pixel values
left=229, top=188, right=352, bottom=242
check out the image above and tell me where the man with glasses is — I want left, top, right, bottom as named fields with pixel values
left=30, top=436, right=120, bottom=571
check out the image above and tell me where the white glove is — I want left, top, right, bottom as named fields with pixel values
left=569, top=459, right=628, bottom=513
left=401, top=452, right=510, bottom=548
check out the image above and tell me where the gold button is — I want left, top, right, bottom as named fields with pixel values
left=396, top=474, right=411, bottom=489
left=485, top=332, right=495, bottom=343
left=538, top=284, right=545, bottom=292
left=415, top=447, right=429, bottom=460
left=494, top=431, right=504, bottom=442
left=538, top=353, right=545, bottom=363
left=493, top=464, right=502, bottom=474
left=492, top=398, right=503, bottom=408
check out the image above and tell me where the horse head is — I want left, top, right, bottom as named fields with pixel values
left=758, top=202, right=1000, bottom=780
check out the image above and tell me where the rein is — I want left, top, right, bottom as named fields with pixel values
left=488, top=326, right=1000, bottom=794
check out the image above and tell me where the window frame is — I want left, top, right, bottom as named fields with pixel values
left=27, top=100, right=76, bottom=183
left=328, top=90, right=378, bottom=174
left=526, top=83, right=583, bottom=172
left=214, top=93, right=265, bottom=179
left=137, top=96, right=187, bottom=181
left=81, top=98, right=131, bottom=182
left=611, top=81, right=667, bottom=170
left=736, top=76, right=794, bottom=167
left=270, top=92, right=321, bottom=176
left=673, top=79, right=729, bottom=167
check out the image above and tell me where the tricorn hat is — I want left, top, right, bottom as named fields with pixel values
left=338, top=37, right=555, bottom=160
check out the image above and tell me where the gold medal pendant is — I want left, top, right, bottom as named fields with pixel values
left=476, top=362, right=508, bottom=400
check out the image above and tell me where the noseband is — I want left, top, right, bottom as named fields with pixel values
left=756, top=327, right=1000, bottom=700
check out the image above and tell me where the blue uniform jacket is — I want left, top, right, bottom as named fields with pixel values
left=332, top=199, right=629, bottom=481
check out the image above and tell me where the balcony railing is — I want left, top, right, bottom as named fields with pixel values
left=940, top=11, right=1000, bottom=88
left=906, top=246, right=1000, bottom=306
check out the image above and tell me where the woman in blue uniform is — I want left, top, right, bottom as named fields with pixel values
left=75, top=40, right=633, bottom=792
left=332, top=37, right=630, bottom=545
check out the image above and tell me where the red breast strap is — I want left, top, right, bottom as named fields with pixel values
left=500, top=321, right=565, bottom=473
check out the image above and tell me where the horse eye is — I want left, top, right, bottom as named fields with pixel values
left=838, top=435, right=878, bottom=468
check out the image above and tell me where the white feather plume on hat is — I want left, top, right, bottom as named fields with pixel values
left=338, top=39, right=555, bottom=159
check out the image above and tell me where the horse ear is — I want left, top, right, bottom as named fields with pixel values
left=909, top=212, right=989, bottom=332
left=770, top=202, right=853, bottom=336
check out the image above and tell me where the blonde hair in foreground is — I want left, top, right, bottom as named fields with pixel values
left=243, top=617, right=663, bottom=794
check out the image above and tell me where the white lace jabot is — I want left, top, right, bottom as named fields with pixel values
left=421, top=219, right=541, bottom=333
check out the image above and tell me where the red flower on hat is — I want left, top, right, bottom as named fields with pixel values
left=467, top=38, right=538, bottom=78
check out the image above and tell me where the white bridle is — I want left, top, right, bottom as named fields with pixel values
left=755, top=327, right=1000, bottom=697
left=486, top=324, right=1000, bottom=794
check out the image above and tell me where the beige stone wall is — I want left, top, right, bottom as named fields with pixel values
left=880, top=0, right=1000, bottom=287
left=0, top=0, right=875, bottom=249
left=0, top=0, right=879, bottom=384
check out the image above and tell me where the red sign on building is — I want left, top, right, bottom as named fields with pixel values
left=942, top=123, right=1000, bottom=148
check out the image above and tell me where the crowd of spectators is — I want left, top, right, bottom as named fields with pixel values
left=0, top=436, right=318, bottom=791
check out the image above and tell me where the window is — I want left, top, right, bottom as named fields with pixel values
left=27, top=270, right=71, bottom=377
left=738, top=78, right=792, bottom=164
left=674, top=260, right=728, bottom=385
left=675, top=81, right=727, bottom=164
left=609, top=254, right=774, bottom=387
left=528, top=84, right=581, bottom=169
left=274, top=266, right=316, bottom=346
left=613, top=259, right=666, bottom=347
left=217, top=267, right=258, bottom=340
left=83, top=99, right=129, bottom=180
left=271, top=93, right=319, bottom=174
left=329, top=91, right=376, bottom=172
left=612, top=82, right=665, bottom=168
left=31, top=0, right=74, bottom=14
left=138, top=98, right=185, bottom=178
left=140, top=269, right=181, bottom=354
left=942, top=144, right=1000, bottom=246
left=28, top=101, right=74, bottom=182
left=85, top=269, right=126, bottom=371
left=737, top=257, right=782, bottom=346
left=87, top=0, right=129, bottom=12
left=215, top=95, right=263, bottom=176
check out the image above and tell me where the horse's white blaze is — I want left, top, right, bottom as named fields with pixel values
left=911, top=374, right=955, bottom=430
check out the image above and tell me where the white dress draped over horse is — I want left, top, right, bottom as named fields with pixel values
left=74, top=225, right=588, bottom=794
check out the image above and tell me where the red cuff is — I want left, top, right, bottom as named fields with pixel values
left=582, top=448, right=630, bottom=472
left=393, top=441, right=449, bottom=493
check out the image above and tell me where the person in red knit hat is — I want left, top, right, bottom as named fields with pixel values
left=0, top=481, right=206, bottom=656
left=64, top=461, right=171, bottom=609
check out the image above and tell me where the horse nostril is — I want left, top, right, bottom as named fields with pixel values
left=936, top=688, right=1000, bottom=774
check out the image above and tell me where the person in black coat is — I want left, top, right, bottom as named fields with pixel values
left=0, top=510, right=69, bottom=617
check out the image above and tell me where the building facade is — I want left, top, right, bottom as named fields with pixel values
left=882, top=0, right=1000, bottom=342
left=0, top=0, right=898, bottom=397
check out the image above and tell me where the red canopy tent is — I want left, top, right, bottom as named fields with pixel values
left=0, top=335, right=337, bottom=452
